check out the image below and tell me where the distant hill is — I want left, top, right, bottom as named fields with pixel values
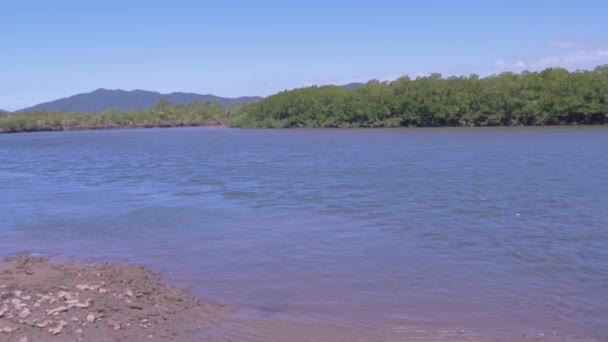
left=16, top=89, right=263, bottom=113
left=341, top=82, right=365, bottom=90
left=0, top=109, right=9, bottom=114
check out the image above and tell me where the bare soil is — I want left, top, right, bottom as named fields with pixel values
left=0, top=253, right=226, bottom=342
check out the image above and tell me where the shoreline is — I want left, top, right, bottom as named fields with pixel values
left=0, top=122, right=226, bottom=135
left=0, top=253, right=600, bottom=342
left=0, top=122, right=607, bottom=135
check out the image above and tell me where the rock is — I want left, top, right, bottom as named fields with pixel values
left=71, top=316, right=79, bottom=322
left=0, top=304, right=8, bottom=317
left=98, top=288, right=108, bottom=294
left=124, top=288, right=134, bottom=297
left=57, top=291, right=72, bottom=300
left=47, top=306, right=69, bottom=315
left=19, top=337, right=29, bottom=342
left=76, top=284, right=100, bottom=291
left=75, top=328, right=83, bottom=334
left=86, top=313, right=96, bottom=323
left=1, top=326, right=17, bottom=333
left=18, top=308, right=31, bottom=318
left=11, top=298, right=25, bottom=310
left=113, top=323, right=121, bottom=331
left=75, top=284, right=88, bottom=291
left=49, top=320, right=67, bottom=335
left=35, top=320, right=51, bottom=328
left=21, top=295, right=32, bottom=301
left=73, top=299, right=92, bottom=308
left=13, top=290, right=22, bottom=297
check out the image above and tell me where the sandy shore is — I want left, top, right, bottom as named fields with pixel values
left=0, top=253, right=225, bottom=342
left=0, top=253, right=599, bottom=342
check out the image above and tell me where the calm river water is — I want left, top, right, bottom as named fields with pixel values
left=1, top=127, right=607, bottom=338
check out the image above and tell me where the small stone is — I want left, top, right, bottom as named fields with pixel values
left=13, top=290, right=22, bottom=297
left=86, top=314, right=95, bottom=323
left=48, top=321, right=67, bottom=334
left=11, top=298, right=25, bottom=309
left=113, top=324, right=121, bottom=331
left=21, top=296, right=32, bottom=301
left=49, top=325, right=63, bottom=335
left=0, top=304, right=8, bottom=317
left=47, top=306, right=69, bottom=315
left=75, top=328, right=83, bottom=334
left=73, top=299, right=92, bottom=308
left=75, top=284, right=90, bottom=291
left=36, top=321, right=50, bottom=328
left=19, top=308, right=31, bottom=318
left=124, top=288, right=133, bottom=297
left=19, top=337, right=28, bottom=342
left=57, top=291, right=72, bottom=300
left=98, top=288, right=108, bottom=295
left=71, top=316, right=79, bottom=322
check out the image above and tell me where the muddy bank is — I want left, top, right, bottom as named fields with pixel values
left=0, top=254, right=599, bottom=341
left=0, top=253, right=226, bottom=341
left=0, top=122, right=225, bottom=134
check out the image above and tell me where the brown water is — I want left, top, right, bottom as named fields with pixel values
left=1, top=127, right=607, bottom=339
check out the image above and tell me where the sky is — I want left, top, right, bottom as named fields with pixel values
left=1, top=0, right=608, bottom=111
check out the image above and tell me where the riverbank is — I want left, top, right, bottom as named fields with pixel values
left=0, top=254, right=599, bottom=341
left=0, top=121, right=225, bottom=134
left=0, top=253, right=227, bottom=341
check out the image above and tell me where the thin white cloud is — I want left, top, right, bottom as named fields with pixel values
left=495, top=60, right=526, bottom=68
left=540, top=56, right=561, bottom=66
left=549, top=39, right=578, bottom=49
left=538, top=49, right=608, bottom=67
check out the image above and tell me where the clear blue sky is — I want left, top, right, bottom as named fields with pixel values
left=1, top=0, right=607, bottom=110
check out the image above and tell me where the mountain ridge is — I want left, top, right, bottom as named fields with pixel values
left=16, top=88, right=263, bottom=113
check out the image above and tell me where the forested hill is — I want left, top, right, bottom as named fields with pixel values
left=16, top=89, right=262, bottom=113
left=232, top=66, right=608, bottom=128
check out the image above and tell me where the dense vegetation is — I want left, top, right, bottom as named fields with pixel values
left=0, top=100, right=238, bottom=133
left=232, top=66, right=608, bottom=128
left=2, top=66, right=608, bottom=133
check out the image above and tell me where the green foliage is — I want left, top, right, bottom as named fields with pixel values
left=3, top=66, right=608, bottom=133
left=0, top=100, right=237, bottom=133
left=231, top=66, right=608, bottom=128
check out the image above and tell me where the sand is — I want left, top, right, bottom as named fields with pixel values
left=0, top=253, right=225, bottom=342
left=0, top=253, right=599, bottom=342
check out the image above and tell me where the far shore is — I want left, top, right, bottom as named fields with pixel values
left=0, top=122, right=226, bottom=135
left=1, top=122, right=607, bottom=135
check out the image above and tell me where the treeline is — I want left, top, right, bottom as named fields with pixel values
left=0, top=100, right=238, bottom=133
left=232, top=66, right=608, bottom=128
left=2, top=66, right=608, bottom=133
